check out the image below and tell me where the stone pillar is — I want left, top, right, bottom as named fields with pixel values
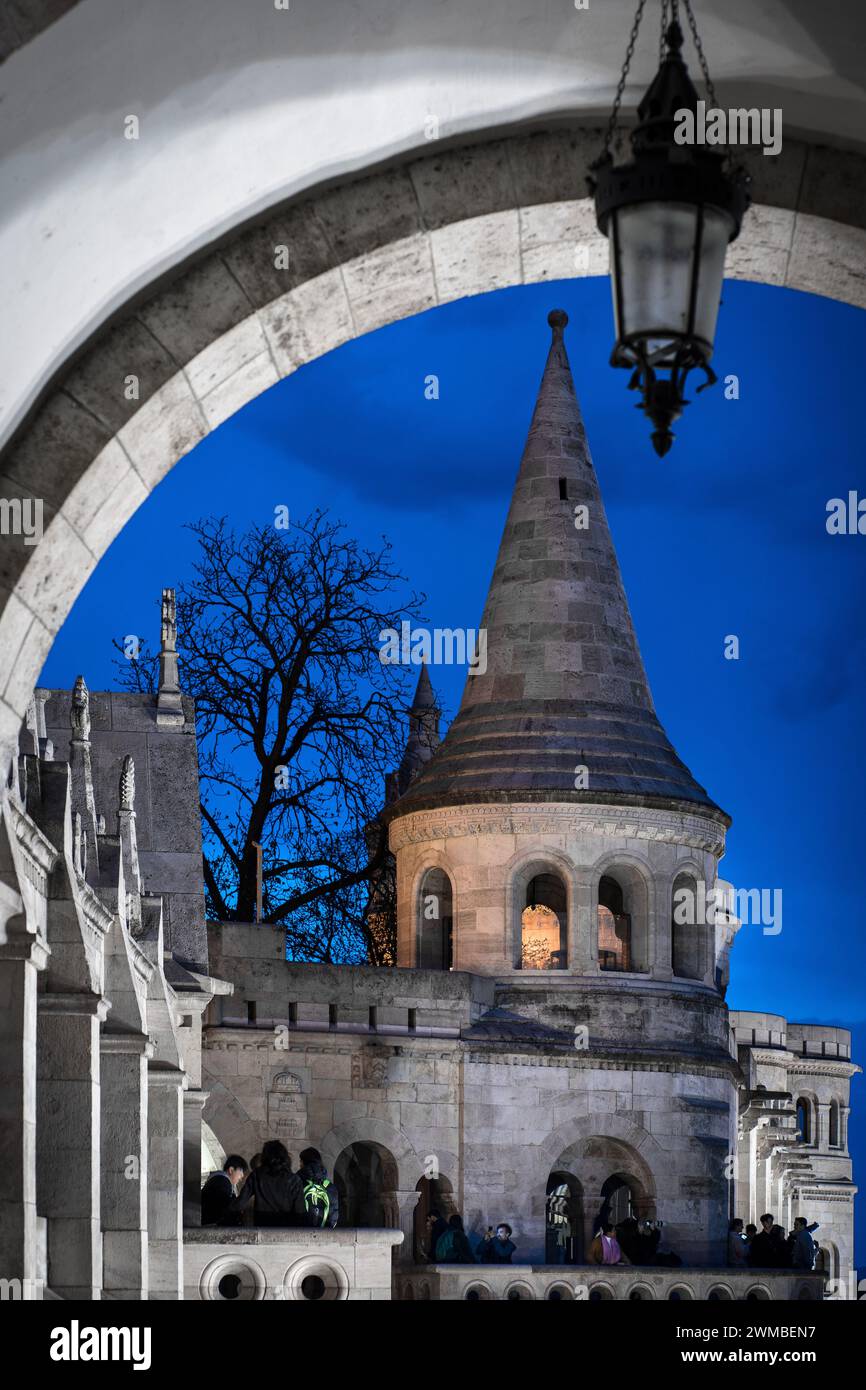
left=183, top=1090, right=208, bottom=1228
left=397, top=1187, right=422, bottom=1266
left=651, top=880, right=673, bottom=980
left=0, top=906, right=49, bottom=1293
left=147, top=1066, right=185, bottom=1299
left=572, top=881, right=595, bottom=974
left=37, top=993, right=107, bottom=1299
left=841, top=1105, right=850, bottom=1153
left=100, top=1031, right=151, bottom=1299
left=816, top=1101, right=828, bottom=1151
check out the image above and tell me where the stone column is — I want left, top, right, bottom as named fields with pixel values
left=37, top=993, right=107, bottom=1299
left=147, top=1066, right=185, bottom=1299
left=572, top=881, right=595, bottom=974
left=651, top=879, right=673, bottom=980
left=100, top=1031, right=151, bottom=1299
left=0, top=905, right=49, bottom=1294
left=396, top=1187, right=421, bottom=1266
left=182, top=1090, right=208, bottom=1228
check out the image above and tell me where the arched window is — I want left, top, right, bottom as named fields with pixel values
left=598, top=875, right=631, bottom=972
left=829, top=1100, right=840, bottom=1148
left=796, top=1098, right=811, bottom=1144
left=521, top=872, right=567, bottom=970
left=671, top=873, right=704, bottom=980
left=417, top=868, right=453, bottom=970
left=545, top=1169, right=583, bottom=1264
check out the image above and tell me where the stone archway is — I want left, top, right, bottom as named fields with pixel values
left=334, top=1141, right=400, bottom=1229
left=2, top=123, right=866, bottom=761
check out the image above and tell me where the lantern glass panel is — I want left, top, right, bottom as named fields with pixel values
left=613, top=200, right=698, bottom=358
left=693, top=205, right=734, bottom=350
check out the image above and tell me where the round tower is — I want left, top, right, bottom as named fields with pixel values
left=384, top=311, right=740, bottom=1263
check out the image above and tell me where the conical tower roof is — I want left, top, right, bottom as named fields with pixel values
left=388, top=310, right=726, bottom=824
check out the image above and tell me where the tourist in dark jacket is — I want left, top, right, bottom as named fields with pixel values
left=294, top=1147, right=340, bottom=1228
left=234, top=1140, right=300, bottom=1227
left=201, top=1155, right=248, bottom=1226
left=436, top=1214, right=475, bottom=1264
left=749, top=1213, right=787, bottom=1267
left=425, top=1209, right=448, bottom=1262
left=479, top=1223, right=517, bottom=1263
left=788, top=1218, right=819, bottom=1269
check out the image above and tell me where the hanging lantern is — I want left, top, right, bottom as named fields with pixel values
left=588, top=0, right=750, bottom=456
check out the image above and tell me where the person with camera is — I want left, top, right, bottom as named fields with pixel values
left=479, top=1223, right=517, bottom=1263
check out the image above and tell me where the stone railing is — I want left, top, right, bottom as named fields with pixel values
left=396, top=1264, right=825, bottom=1302
left=184, top=1227, right=403, bottom=1301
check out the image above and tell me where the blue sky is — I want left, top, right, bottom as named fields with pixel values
left=40, top=276, right=866, bottom=1264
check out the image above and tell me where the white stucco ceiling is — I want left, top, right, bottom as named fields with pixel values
left=1, top=0, right=864, bottom=448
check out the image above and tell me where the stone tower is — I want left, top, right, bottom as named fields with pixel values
left=383, top=310, right=739, bottom=1262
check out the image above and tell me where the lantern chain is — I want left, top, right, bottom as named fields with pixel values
left=599, top=0, right=648, bottom=160
left=682, top=0, right=719, bottom=111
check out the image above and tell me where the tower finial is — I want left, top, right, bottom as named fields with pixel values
left=71, top=675, right=91, bottom=741
left=548, top=308, right=568, bottom=335
left=157, top=586, right=185, bottom=727
left=119, top=754, right=135, bottom=812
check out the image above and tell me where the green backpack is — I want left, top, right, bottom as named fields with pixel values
left=303, top=1177, right=332, bottom=1227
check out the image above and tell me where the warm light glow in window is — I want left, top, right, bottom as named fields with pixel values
left=521, top=904, right=562, bottom=970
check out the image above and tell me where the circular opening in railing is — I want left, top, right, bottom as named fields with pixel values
left=746, top=1286, right=771, bottom=1301
left=283, top=1255, right=350, bottom=1302
left=504, top=1282, right=535, bottom=1301
left=546, top=1283, right=575, bottom=1301
left=707, top=1286, right=733, bottom=1301
left=301, top=1274, right=327, bottom=1301
left=628, top=1285, right=653, bottom=1301
left=199, top=1255, right=267, bottom=1302
left=668, top=1286, right=693, bottom=1300
left=588, top=1284, right=614, bottom=1302
left=464, top=1282, right=492, bottom=1301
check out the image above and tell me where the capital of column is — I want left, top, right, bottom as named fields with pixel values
left=39, top=992, right=110, bottom=1022
left=148, top=1062, right=187, bottom=1090
left=101, top=1028, right=154, bottom=1058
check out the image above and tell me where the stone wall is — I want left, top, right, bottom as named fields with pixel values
left=45, top=689, right=207, bottom=971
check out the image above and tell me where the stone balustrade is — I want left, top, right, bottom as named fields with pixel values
left=396, top=1265, right=826, bottom=1302
left=184, top=1227, right=403, bottom=1301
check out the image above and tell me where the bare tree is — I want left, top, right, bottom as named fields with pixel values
left=116, top=513, right=422, bottom=961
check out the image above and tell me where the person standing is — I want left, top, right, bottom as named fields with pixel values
left=728, top=1218, right=748, bottom=1267
left=233, top=1140, right=300, bottom=1227
left=479, top=1223, right=517, bottom=1263
left=201, top=1155, right=248, bottom=1226
left=295, top=1146, right=340, bottom=1228
left=589, top=1223, right=626, bottom=1265
left=424, top=1208, right=448, bottom=1262
left=436, top=1214, right=475, bottom=1264
left=789, top=1217, right=820, bottom=1269
left=749, top=1213, right=787, bottom=1267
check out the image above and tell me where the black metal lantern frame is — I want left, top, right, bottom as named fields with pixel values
left=588, top=0, right=751, bottom=455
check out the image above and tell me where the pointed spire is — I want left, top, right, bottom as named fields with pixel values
left=391, top=310, right=723, bottom=819
left=157, top=587, right=184, bottom=727
left=118, top=754, right=142, bottom=930
left=67, top=676, right=99, bottom=876
left=385, top=663, right=442, bottom=802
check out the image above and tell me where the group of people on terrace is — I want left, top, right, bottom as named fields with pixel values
left=201, top=1142, right=339, bottom=1228
left=728, top=1214, right=821, bottom=1270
